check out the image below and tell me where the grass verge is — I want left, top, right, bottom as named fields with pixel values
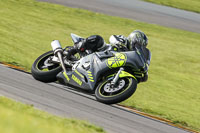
left=0, top=0, right=199, bottom=131
left=0, top=97, right=105, bottom=133
left=143, top=0, right=200, bottom=13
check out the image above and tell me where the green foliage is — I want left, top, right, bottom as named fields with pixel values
left=0, top=0, right=199, bottom=131
left=0, top=97, right=105, bottom=133
left=144, top=0, right=200, bottom=13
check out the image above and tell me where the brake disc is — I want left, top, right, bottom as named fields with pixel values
left=41, top=57, right=55, bottom=69
left=104, top=79, right=125, bottom=93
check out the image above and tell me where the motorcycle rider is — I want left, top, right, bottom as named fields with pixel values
left=109, top=30, right=150, bottom=82
left=66, top=30, right=150, bottom=82
left=109, top=30, right=151, bottom=66
left=67, top=30, right=148, bottom=55
left=67, top=30, right=150, bottom=66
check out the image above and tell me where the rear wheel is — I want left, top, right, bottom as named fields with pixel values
left=31, top=51, right=62, bottom=82
left=95, top=77, right=137, bottom=104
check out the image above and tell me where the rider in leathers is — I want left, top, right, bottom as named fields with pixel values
left=66, top=30, right=151, bottom=82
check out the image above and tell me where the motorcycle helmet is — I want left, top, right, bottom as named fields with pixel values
left=109, top=35, right=129, bottom=51
left=84, top=35, right=106, bottom=51
left=127, top=30, right=148, bottom=50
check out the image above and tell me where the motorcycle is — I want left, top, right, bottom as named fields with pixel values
left=31, top=33, right=151, bottom=104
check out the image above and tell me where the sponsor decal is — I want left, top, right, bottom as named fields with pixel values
left=63, top=72, right=70, bottom=81
left=87, top=71, right=94, bottom=82
left=72, top=74, right=82, bottom=86
left=75, top=70, right=84, bottom=78
left=107, top=53, right=126, bottom=68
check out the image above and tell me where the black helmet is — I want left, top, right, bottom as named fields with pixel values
left=127, top=30, right=148, bottom=50
left=84, top=35, right=105, bottom=51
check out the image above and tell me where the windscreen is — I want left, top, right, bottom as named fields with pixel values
left=71, top=33, right=84, bottom=44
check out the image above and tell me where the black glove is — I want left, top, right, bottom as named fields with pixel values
left=65, top=46, right=78, bottom=59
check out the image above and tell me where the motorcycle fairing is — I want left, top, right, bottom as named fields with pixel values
left=57, top=49, right=148, bottom=91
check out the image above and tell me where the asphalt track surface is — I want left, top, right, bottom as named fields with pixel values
left=38, top=0, right=200, bottom=33
left=0, top=65, right=191, bottom=133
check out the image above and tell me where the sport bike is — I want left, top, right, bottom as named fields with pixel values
left=31, top=33, right=151, bottom=104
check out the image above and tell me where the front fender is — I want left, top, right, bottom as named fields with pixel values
left=119, top=71, right=137, bottom=82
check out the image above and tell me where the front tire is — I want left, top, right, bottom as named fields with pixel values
left=95, top=77, right=137, bottom=104
left=31, top=51, right=62, bottom=82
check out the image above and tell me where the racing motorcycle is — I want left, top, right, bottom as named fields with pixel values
left=31, top=33, right=151, bottom=104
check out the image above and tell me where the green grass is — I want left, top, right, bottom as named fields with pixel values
left=143, top=0, right=200, bottom=13
left=0, top=97, right=105, bottom=133
left=0, top=0, right=200, bottom=131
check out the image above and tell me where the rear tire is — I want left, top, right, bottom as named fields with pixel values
left=31, top=51, right=62, bottom=82
left=95, top=77, right=137, bottom=104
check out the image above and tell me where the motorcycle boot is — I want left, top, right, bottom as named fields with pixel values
left=66, top=35, right=106, bottom=59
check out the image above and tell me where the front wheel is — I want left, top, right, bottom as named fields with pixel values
left=95, top=77, right=137, bottom=104
left=31, top=51, right=62, bottom=82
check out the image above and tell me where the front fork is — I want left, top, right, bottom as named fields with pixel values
left=110, top=67, right=124, bottom=87
left=111, top=67, right=137, bottom=87
left=51, top=40, right=68, bottom=74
